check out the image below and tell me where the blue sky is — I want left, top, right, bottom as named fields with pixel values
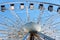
left=0, top=0, right=60, bottom=40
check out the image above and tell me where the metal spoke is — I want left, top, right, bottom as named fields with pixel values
left=26, top=6, right=30, bottom=22
left=41, top=22, right=60, bottom=37
left=42, top=14, right=60, bottom=31
left=0, top=23, right=23, bottom=37
left=10, top=10, right=23, bottom=27
left=0, top=30, right=8, bottom=34
left=0, top=14, right=16, bottom=26
left=43, top=14, right=56, bottom=27
left=51, top=22, right=60, bottom=26
left=37, top=10, right=44, bottom=24
left=0, top=36, right=8, bottom=39
left=0, top=23, right=12, bottom=27
left=0, top=23, right=17, bottom=31
left=41, top=14, right=60, bottom=35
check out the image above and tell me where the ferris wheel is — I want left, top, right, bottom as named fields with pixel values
left=0, top=0, right=60, bottom=40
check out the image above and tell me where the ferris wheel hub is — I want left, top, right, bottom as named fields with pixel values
left=22, top=22, right=41, bottom=33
